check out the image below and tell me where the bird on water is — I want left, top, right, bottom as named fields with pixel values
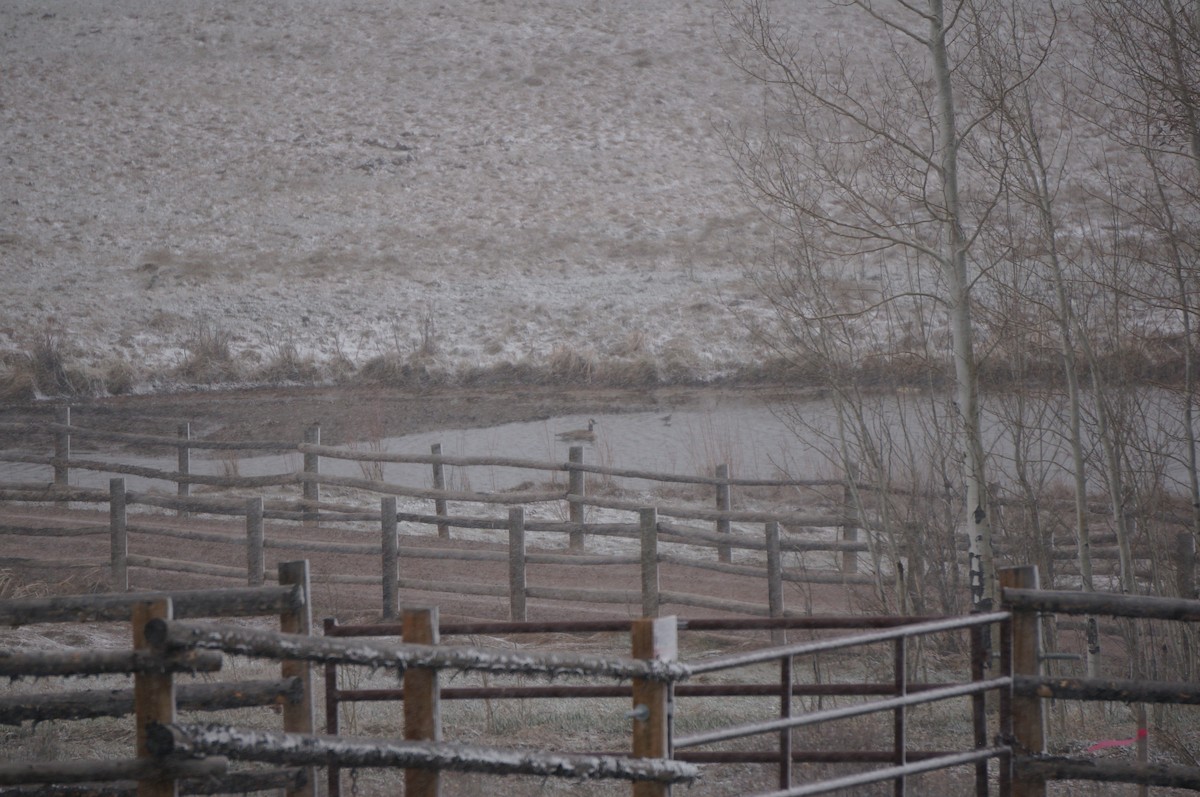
left=556, top=419, right=596, bottom=442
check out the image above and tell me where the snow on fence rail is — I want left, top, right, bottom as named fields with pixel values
left=0, top=563, right=317, bottom=797
left=0, top=583, right=695, bottom=797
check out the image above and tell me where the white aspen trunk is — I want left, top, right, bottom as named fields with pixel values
left=930, top=0, right=996, bottom=610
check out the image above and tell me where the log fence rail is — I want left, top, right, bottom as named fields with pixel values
left=3, top=564, right=1198, bottom=795
left=4, top=412, right=1188, bottom=623
left=0, top=562, right=317, bottom=797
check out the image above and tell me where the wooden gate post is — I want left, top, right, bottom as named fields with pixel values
left=569, top=446, right=586, bottom=552
left=403, top=606, right=441, bottom=797
left=303, top=424, right=320, bottom=526
left=133, top=598, right=177, bottom=797
left=431, top=444, right=450, bottom=539
left=631, top=615, right=677, bottom=797
left=382, top=497, right=399, bottom=620
left=715, top=464, right=732, bottom=564
left=1000, top=565, right=1045, bottom=797
left=323, top=617, right=343, bottom=797
left=509, top=507, right=527, bottom=622
left=176, top=422, right=191, bottom=517
left=641, top=508, right=660, bottom=618
left=111, top=477, right=128, bottom=592
left=246, top=498, right=264, bottom=587
left=279, top=561, right=315, bottom=797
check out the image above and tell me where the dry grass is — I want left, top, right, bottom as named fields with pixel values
left=253, top=340, right=323, bottom=384
left=173, top=319, right=242, bottom=384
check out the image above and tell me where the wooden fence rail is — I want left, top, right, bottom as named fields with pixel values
left=1000, top=565, right=1200, bottom=797
left=6, top=480, right=1192, bottom=627
left=0, top=563, right=317, bottom=797
left=3, top=591, right=696, bottom=797
left=2, top=413, right=1195, bottom=628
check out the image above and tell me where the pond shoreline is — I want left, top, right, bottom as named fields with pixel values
left=0, top=382, right=810, bottom=448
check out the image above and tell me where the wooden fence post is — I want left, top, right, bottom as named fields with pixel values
left=279, top=561, right=316, bottom=797
left=324, top=618, right=343, bottom=797
left=403, top=606, right=441, bottom=797
left=631, top=615, right=677, bottom=797
left=509, top=507, right=527, bottom=622
left=431, top=444, right=450, bottom=540
left=247, top=498, right=264, bottom=587
left=641, top=508, right=659, bottom=618
left=569, top=445, right=586, bottom=552
left=54, top=404, right=70, bottom=499
left=715, top=464, right=731, bottom=564
left=176, top=422, right=190, bottom=517
left=1001, top=565, right=1045, bottom=797
left=382, top=497, right=399, bottom=620
left=133, top=598, right=177, bottom=797
left=303, top=423, right=320, bottom=526
left=110, top=477, right=128, bottom=592
left=766, top=521, right=785, bottom=644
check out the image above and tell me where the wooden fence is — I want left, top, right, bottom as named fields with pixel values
left=0, top=409, right=1195, bottom=619
left=0, top=574, right=696, bottom=797
left=0, top=561, right=316, bottom=797
left=3, top=564, right=1198, bottom=796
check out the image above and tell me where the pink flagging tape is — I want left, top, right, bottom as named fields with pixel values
left=1086, top=727, right=1148, bottom=752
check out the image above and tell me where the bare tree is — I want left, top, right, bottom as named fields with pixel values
left=722, top=0, right=1054, bottom=610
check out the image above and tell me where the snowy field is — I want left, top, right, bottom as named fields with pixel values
left=0, top=0, right=855, bottom=390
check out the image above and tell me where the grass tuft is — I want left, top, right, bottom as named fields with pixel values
left=174, top=320, right=242, bottom=384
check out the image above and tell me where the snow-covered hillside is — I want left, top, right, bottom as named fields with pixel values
left=1, top=0, right=811, bottom=392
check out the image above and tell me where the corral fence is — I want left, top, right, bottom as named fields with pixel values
left=0, top=560, right=317, bottom=797
left=4, top=564, right=1198, bottom=795
left=0, top=559, right=697, bottom=797
left=4, top=408, right=1191, bottom=618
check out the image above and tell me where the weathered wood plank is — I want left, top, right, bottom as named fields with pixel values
left=297, top=471, right=562, bottom=505
left=145, top=723, right=699, bottom=783
left=403, top=607, right=441, bottom=797
left=1014, top=675, right=1200, bottom=705
left=0, top=757, right=226, bottom=787
left=1020, top=757, right=1200, bottom=789
left=0, top=649, right=222, bottom=679
left=126, top=555, right=268, bottom=581
left=0, top=679, right=303, bottom=725
left=132, top=599, right=177, bottom=797
left=1003, top=587, right=1200, bottom=622
left=145, top=619, right=691, bottom=681
left=631, top=616, right=677, bottom=797
left=0, top=766, right=304, bottom=796
left=0, top=585, right=302, bottom=626
left=278, top=561, right=315, bottom=797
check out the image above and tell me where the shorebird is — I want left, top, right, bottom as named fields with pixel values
left=556, top=419, right=596, bottom=442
